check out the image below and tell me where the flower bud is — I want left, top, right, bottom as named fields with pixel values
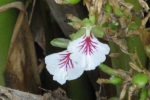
left=132, top=73, right=148, bottom=89
left=66, top=14, right=82, bottom=22
left=108, top=76, right=123, bottom=85
left=51, top=38, right=70, bottom=48
left=66, top=0, right=81, bottom=4
left=55, top=0, right=81, bottom=4
left=140, top=90, right=148, bottom=100
left=68, top=22, right=82, bottom=30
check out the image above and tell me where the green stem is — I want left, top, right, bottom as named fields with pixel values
left=109, top=36, right=147, bottom=97
left=66, top=72, right=96, bottom=100
left=98, top=64, right=119, bottom=76
left=0, top=0, right=19, bottom=86
left=126, top=36, right=147, bottom=68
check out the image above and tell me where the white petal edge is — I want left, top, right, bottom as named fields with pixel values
left=45, top=50, right=84, bottom=85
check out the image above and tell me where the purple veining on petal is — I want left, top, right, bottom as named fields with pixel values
left=58, top=51, right=74, bottom=71
left=78, top=33, right=98, bottom=55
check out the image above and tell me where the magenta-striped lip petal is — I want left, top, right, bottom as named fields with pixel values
left=58, top=52, right=74, bottom=71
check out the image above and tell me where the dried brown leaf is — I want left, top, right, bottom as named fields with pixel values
left=113, top=38, right=128, bottom=51
left=109, top=53, right=120, bottom=57
left=6, top=14, right=41, bottom=93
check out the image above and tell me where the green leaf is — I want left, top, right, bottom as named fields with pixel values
left=113, top=8, right=123, bottom=17
left=82, top=18, right=94, bottom=27
left=91, top=26, right=105, bottom=38
left=135, top=17, right=141, bottom=27
left=102, top=22, right=109, bottom=27
left=68, top=21, right=82, bottom=30
left=128, top=22, right=138, bottom=30
left=0, top=0, right=19, bottom=86
left=89, top=15, right=96, bottom=24
left=110, top=22, right=117, bottom=30
left=124, top=0, right=142, bottom=11
left=105, top=4, right=113, bottom=13
left=69, top=28, right=86, bottom=40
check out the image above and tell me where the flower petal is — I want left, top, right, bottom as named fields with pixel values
left=68, top=34, right=110, bottom=70
left=45, top=50, right=84, bottom=84
left=67, top=68, right=83, bottom=80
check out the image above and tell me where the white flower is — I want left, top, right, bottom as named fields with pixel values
left=45, top=50, right=84, bottom=85
left=45, top=26, right=110, bottom=84
left=67, top=27, right=110, bottom=70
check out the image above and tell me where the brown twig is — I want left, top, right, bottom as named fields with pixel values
left=0, top=86, right=43, bottom=100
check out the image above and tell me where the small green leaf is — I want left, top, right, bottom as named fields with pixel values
left=89, top=15, right=96, bottom=24
left=51, top=38, right=70, bottom=48
left=113, top=8, right=123, bottom=17
left=91, top=26, right=105, bottom=38
left=68, top=21, right=82, bottom=30
left=69, top=28, right=86, bottom=40
left=82, top=18, right=94, bottom=27
left=102, top=22, right=109, bottom=27
left=110, top=22, right=117, bottom=30
left=68, top=22, right=74, bottom=27
left=128, top=22, right=138, bottom=30
left=69, top=33, right=76, bottom=40
left=105, top=4, right=113, bottom=13
left=124, top=0, right=142, bottom=11
left=135, top=17, right=141, bottom=27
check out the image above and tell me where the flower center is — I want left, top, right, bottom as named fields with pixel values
left=78, top=33, right=98, bottom=55
left=59, top=52, right=74, bottom=71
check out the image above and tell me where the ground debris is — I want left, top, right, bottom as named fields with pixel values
left=0, top=86, right=69, bottom=100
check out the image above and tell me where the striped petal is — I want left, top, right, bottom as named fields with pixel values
left=45, top=50, right=84, bottom=85
left=68, top=33, right=110, bottom=70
